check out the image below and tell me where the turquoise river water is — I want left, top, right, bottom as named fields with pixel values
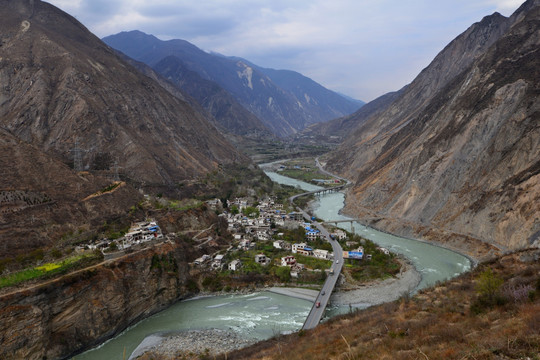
left=74, top=170, right=471, bottom=359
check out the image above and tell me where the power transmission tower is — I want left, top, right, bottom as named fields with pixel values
left=113, top=158, right=122, bottom=181
left=71, top=138, right=84, bottom=172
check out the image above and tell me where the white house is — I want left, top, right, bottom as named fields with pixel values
left=238, top=239, right=251, bottom=250
left=292, top=243, right=308, bottom=253
left=194, top=254, right=211, bottom=265
left=256, top=230, right=270, bottom=241
left=313, top=249, right=330, bottom=260
left=273, top=240, right=284, bottom=249
left=254, top=254, right=271, bottom=266
left=206, top=198, right=222, bottom=210
left=332, top=229, right=347, bottom=240
left=228, top=259, right=242, bottom=271
left=306, top=229, right=321, bottom=241
left=281, top=256, right=297, bottom=267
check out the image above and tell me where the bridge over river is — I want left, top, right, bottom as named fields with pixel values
left=289, top=190, right=345, bottom=330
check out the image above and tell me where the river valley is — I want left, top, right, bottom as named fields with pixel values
left=74, top=169, right=471, bottom=359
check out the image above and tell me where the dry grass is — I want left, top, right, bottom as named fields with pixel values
left=139, top=250, right=540, bottom=360
left=217, top=249, right=540, bottom=360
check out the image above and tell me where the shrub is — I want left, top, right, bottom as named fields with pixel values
left=476, top=268, right=503, bottom=303
left=503, top=283, right=534, bottom=304
left=186, top=279, right=199, bottom=292
left=50, top=248, right=62, bottom=259
left=274, top=266, right=291, bottom=282
left=471, top=268, right=506, bottom=313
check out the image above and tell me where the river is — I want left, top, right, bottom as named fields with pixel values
left=265, top=170, right=471, bottom=289
left=75, top=170, right=470, bottom=359
left=73, top=292, right=311, bottom=360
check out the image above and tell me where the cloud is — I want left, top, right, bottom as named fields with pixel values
left=44, top=0, right=526, bottom=101
left=487, top=0, right=526, bottom=14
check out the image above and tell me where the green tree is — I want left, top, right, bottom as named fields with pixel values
left=107, top=241, right=118, bottom=252
left=244, top=206, right=260, bottom=218
left=477, top=268, right=504, bottom=304
left=275, top=266, right=291, bottom=282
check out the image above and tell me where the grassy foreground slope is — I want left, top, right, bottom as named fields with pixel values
left=223, top=249, right=540, bottom=360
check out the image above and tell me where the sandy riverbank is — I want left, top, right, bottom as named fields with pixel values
left=267, top=258, right=421, bottom=307
left=330, top=259, right=421, bottom=306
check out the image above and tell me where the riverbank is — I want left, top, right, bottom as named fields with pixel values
left=133, top=329, right=258, bottom=359
left=330, top=258, right=421, bottom=306
left=266, top=258, right=421, bottom=307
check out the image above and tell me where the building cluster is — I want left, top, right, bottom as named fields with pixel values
left=195, top=197, right=346, bottom=278
left=78, top=219, right=164, bottom=254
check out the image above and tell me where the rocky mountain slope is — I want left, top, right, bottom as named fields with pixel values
left=327, top=0, right=540, bottom=254
left=102, top=31, right=362, bottom=137
left=0, top=239, right=191, bottom=360
left=297, top=88, right=403, bottom=144
left=0, top=0, right=245, bottom=188
left=152, top=55, right=273, bottom=139
left=0, top=126, right=141, bottom=258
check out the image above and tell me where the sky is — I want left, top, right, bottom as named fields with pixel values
left=46, top=0, right=525, bottom=102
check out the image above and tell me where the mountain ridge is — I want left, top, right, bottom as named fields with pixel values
left=152, top=55, right=273, bottom=139
left=102, top=30, right=362, bottom=137
left=326, top=0, right=540, bottom=255
left=0, top=0, right=245, bottom=186
left=0, top=0, right=247, bottom=256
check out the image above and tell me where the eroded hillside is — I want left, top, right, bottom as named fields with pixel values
left=327, top=0, right=540, bottom=256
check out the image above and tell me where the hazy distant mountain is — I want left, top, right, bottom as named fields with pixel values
left=327, top=0, right=540, bottom=255
left=102, top=31, right=363, bottom=137
left=297, top=88, right=403, bottom=143
left=153, top=55, right=273, bottom=139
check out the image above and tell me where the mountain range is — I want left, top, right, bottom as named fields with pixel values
left=102, top=31, right=363, bottom=137
left=0, top=0, right=246, bottom=256
left=0, top=0, right=246, bottom=184
left=326, top=0, right=540, bottom=255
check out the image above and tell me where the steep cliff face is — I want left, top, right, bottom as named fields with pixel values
left=0, top=242, right=194, bottom=360
left=0, top=0, right=244, bottom=186
left=328, top=1, right=540, bottom=255
left=331, top=11, right=512, bottom=176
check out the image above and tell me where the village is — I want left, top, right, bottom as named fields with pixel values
left=76, top=219, right=166, bottom=258
left=75, top=193, right=386, bottom=281
left=195, top=196, right=376, bottom=280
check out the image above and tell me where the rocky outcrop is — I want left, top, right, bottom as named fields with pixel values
left=328, top=0, right=540, bottom=255
left=0, top=241, right=194, bottom=360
